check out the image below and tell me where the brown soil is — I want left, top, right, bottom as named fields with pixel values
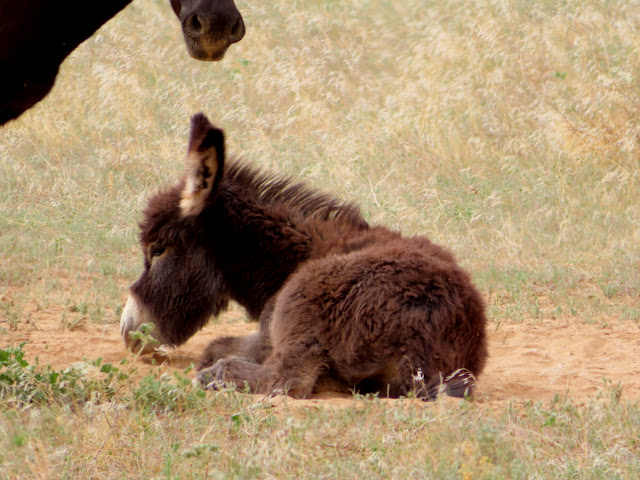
left=3, top=305, right=640, bottom=404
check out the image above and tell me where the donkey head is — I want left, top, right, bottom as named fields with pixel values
left=120, top=113, right=229, bottom=353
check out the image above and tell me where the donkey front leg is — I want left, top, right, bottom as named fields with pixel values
left=198, top=332, right=272, bottom=370
left=198, top=298, right=275, bottom=369
left=196, top=336, right=327, bottom=398
left=196, top=356, right=267, bottom=393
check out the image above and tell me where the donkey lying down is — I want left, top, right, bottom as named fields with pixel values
left=120, top=113, right=488, bottom=399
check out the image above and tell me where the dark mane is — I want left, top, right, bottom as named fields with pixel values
left=222, top=159, right=369, bottom=229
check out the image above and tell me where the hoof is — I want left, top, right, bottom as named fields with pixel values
left=195, top=363, right=227, bottom=390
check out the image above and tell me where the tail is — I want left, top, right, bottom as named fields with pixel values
left=423, top=369, right=477, bottom=400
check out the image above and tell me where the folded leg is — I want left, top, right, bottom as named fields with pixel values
left=198, top=331, right=272, bottom=370
left=196, top=334, right=327, bottom=398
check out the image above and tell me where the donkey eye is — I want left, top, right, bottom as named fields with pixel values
left=150, top=246, right=166, bottom=258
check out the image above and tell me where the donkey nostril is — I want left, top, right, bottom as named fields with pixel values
left=185, top=14, right=206, bottom=36
left=120, top=315, right=132, bottom=337
left=229, top=16, right=245, bottom=42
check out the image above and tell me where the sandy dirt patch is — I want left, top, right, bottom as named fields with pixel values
left=2, top=306, right=639, bottom=404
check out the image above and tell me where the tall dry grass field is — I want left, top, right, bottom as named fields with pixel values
left=1, top=0, right=639, bottom=478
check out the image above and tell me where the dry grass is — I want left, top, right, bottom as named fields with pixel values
left=0, top=360, right=638, bottom=479
left=1, top=0, right=640, bottom=477
left=1, top=0, right=638, bottom=320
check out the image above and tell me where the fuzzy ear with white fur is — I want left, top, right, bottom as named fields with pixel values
left=180, top=113, right=225, bottom=217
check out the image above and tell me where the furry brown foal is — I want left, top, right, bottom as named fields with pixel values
left=120, top=113, right=488, bottom=399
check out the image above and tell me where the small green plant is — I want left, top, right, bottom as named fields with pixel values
left=11, top=433, right=27, bottom=448
left=69, top=302, right=89, bottom=315
left=181, top=443, right=220, bottom=458
left=0, top=343, right=128, bottom=407
left=597, top=280, right=620, bottom=299
left=1, top=301, right=20, bottom=330
left=621, top=308, right=640, bottom=322
left=130, top=368, right=206, bottom=412
left=599, top=377, right=623, bottom=405
left=0, top=343, right=208, bottom=412
left=60, top=311, right=87, bottom=331
left=128, top=322, right=160, bottom=352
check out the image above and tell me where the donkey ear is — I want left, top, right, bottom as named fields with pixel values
left=180, top=113, right=225, bottom=217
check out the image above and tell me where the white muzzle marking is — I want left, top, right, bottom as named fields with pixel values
left=120, top=295, right=159, bottom=354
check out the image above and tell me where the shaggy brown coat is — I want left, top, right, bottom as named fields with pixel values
left=121, top=113, right=488, bottom=399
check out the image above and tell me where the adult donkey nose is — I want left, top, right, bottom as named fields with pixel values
left=183, top=12, right=245, bottom=43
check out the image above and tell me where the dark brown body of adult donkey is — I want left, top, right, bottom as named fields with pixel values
left=0, top=0, right=244, bottom=125
left=120, top=113, right=488, bottom=399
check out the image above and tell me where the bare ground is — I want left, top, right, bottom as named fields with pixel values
left=3, top=302, right=640, bottom=405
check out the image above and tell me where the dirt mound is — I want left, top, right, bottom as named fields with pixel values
left=4, top=307, right=640, bottom=403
